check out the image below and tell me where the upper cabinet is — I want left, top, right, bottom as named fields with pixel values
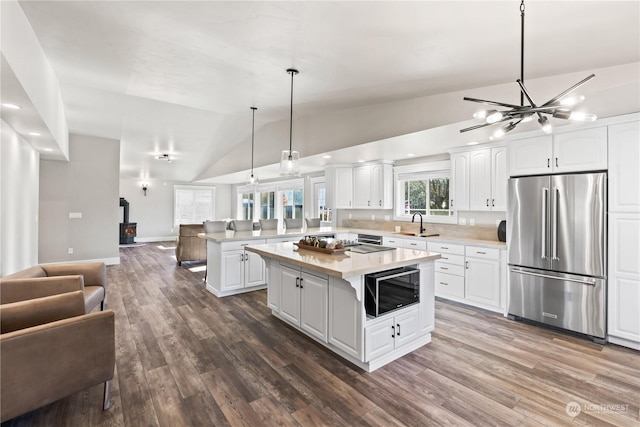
left=449, top=144, right=506, bottom=212
left=326, top=165, right=353, bottom=209
left=353, top=162, right=393, bottom=209
left=609, top=121, right=640, bottom=212
left=509, top=126, right=607, bottom=176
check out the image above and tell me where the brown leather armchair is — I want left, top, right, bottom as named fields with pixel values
left=175, top=224, right=207, bottom=265
left=0, top=290, right=115, bottom=422
left=1, top=262, right=107, bottom=313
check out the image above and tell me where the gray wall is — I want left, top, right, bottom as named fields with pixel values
left=39, top=134, right=120, bottom=264
left=119, top=178, right=232, bottom=241
left=1, top=121, right=40, bottom=275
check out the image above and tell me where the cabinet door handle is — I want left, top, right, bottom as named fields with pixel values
left=440, top=266, right=448, bottom=270
left=441, top=256, right=448, bottom=260
left=450, top=199, right=454, bottom=207
left=476, top=251, right=486, bottom=255
left=241, top=254, right=245, bottom=261
left=391, top=325, right=395, bottom=338
left=442, top=246, right=449, bottom=250
left=547, top=158, right=550, bottom=168
left=440, top=282, right=448, bottom=286
left=486, top=199, right=489, bottom=207
left=299, top=278, right=304, bottom=289
left=379, top=200, right=382, bottom=206
left=397, top=324, right=401, bottom=336
left=492, top=199, right=495, bottom=207
left=368, top=200, right=370, bottom=206
left=295, top=277, right=300, bottom=288
left=556, top=157, right=559, bottom=168
left=465, top=261, right=469, bottom=269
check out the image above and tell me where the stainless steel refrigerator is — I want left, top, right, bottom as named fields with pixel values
left=507, top=172, right=607, bottom=340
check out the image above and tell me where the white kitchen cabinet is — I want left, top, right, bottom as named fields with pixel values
left=608, top=214, right=640, bottom=349
left=328, top=276, right=363, bottom=359
left=278, top=263, right=328, bottom=343
left=365, top=306, right=419, bottom=361
left=491, top=146, right=507, bottom=211
left=608, top=121, right=640, bottom=212
left=382, top=236, right=427, bottom=250
left=464, top=246, right=501, bottom=311
left=508, top=126, right=607, bottom=176
left=450, top=152, right=469, bottom=210
left=325, top=165, right=353, bottom=210
left=450, top=145, right=506, bottom=211
left=429, top=242, right=465, bottom=300
left=218, top=239, right=266, bottom=294
left=353, top=163, right=393, bottom=209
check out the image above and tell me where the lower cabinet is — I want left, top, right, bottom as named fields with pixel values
left=428, top=240, right=506, bottom=313
left=220, top=241, right=266, bottom=292
left=279, top=263, right=328, bottom=343
left=365, top=307, right=419, bottom=361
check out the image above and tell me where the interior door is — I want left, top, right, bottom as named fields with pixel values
left=507, top=176, right=551, bottom=270
left=551, top=173, right=606, bottom=276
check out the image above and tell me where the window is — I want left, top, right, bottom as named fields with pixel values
left=239, top=191, right=254, bottom=220
left=280, top=188, right=303, bottom=219
left=236, top=179, right=303, bottom=221
left=259, top=190, right=275, bottom=219
left=394, top=161, right=455, bottom=222
left=174, top=185, right=215, bottom=226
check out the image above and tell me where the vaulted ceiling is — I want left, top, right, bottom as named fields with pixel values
left=9, top=1, right=640, bottom=184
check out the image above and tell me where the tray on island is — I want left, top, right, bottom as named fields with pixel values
left=293, top=243, right=350, bottom=255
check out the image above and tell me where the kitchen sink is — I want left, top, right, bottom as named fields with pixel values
left=393, top=232, right=440, bottom=238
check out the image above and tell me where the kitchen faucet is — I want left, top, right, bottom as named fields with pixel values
left=411, top=212, right=425, bottom=235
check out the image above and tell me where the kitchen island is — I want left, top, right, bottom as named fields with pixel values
left=245, top=241, right=439, bottom=372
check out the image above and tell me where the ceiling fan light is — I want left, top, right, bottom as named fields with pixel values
left=538, top=116, right=553, bottom=134
left=569, top=111, right=597, bottom=122
left=559, top=94, right=585, bottom=106
left=486, top=110, right=504, bottom=124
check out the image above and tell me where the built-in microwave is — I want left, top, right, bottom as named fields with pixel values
left=365, top=266, right=420, bottom=317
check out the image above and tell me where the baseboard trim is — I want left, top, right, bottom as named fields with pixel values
left=134, top=236, right=177, bottom=243
left=42, top=256, right=121, bottom=266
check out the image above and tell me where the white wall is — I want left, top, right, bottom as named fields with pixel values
left=39, top=134, right=120, bottom=264
left=1, top=121, right=40, bottom=275
left=119, top=178, right=232, bottom=241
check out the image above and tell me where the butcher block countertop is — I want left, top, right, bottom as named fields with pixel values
left=244, top=242, right=440, bottom=279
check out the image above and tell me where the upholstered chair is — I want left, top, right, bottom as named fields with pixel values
left=259, top=219, right=279, bottom=230
left=284, top=218, right=303, bottom=229
left=203, top=220, right=227, bottom=233
left=229, top=220, right=255, bottom=231
left=305, top=218, right=321, bottom=228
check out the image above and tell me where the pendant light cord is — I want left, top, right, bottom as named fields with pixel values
left=250, top=107, right=256, bottom=176
left=287, top=69, right=299, bottom=159
left=520, top=0, right=525, bottom=107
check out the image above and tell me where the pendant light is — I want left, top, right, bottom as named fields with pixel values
left=460, top=1, right=597, bottom=138
left=247, top=107, right=259, bottom=186
left=280, top=68, right=300, bottom=176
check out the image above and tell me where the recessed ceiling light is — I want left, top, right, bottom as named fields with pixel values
left=2, top=103, right=22, bottom=110
left=406, top=153, right=416, bottom=157
left=29, top=132, right=41, bottom=136
left=322, top=155, right=332, bottom=159
left=467, top=141, right=480, bottom=146
left=42, top=148, right=53, bottom=152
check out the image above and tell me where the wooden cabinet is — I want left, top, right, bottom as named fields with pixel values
left=450, top=145, right=506, bottom=211
left=365, top=306, right=419, bottom=361
left=353, top=163, right=393, bottom=209
left=608, top=121, right=640, bottom=212
left=278, top=263, right=328, bottom=343
left=508, top=126, right=607, bottom=176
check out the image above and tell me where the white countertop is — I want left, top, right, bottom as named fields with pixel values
left=198, top=226, right=506, bottom=249
left=244, top=242, right=440, bottom=279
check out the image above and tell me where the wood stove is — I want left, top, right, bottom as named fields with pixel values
left=119, top=197, right=137, bottom=244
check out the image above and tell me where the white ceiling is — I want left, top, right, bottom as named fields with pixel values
left=10, top=1, right=640, bottom=184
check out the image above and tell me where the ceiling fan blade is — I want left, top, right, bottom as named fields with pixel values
left=541, top=74, right=596, bottom=107
left=463, top=97, right=524, bottom=109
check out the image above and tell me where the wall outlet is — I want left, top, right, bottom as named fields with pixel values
left=469, top=218, right=475, bottom=226
left=459, top=218, right=466, bottom=225
left=67, top=248, right=74, bottom=255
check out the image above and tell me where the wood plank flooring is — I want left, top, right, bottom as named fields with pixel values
left=3, top=242, right=639, bottom=426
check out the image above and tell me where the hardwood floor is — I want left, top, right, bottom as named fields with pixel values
left=3, top=242, right=639, bottom=426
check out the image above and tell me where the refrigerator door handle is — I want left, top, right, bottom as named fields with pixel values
left=510, top=267, right=597, bottom=286
left=541, top=187, right=548, bottom=259
left=552, top=187, right=559, bottom=261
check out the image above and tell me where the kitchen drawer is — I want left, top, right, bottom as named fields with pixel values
left=221, top=239, right=265, bottom=251
left=404, top=239, right=427, bottom=250
left=427, top=242, right=465, bottom=255
left=465, top=245, right=500, bottom=260
left=435, top=261, right=465, bottom=276
left=436, top=253, right=465, bottom=266
left=435, top=272, right=465, bottom=298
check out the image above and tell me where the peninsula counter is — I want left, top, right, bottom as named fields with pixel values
left=245, top=242, right=440, bottom=372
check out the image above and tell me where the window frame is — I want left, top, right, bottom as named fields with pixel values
left=173, top=185, right=216, bottom=227
left=393, top=161, right=456, bottom=224
left=236, top=178, right=304, bottom=221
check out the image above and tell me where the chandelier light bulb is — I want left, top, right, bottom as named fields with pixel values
left=569, top=111, right=597, bottom=122
left=539, top=117, right=553, bottom=134
left=473, top=110, right=489, bottom=119
left=560, top=94, right=586, bottom=106
left=486, top=111, right=504, bottom=124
